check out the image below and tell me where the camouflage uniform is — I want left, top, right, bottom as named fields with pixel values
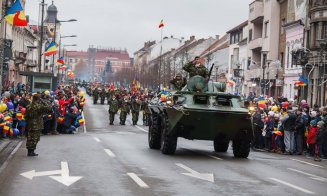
left=170, top=77, right=187, bottom=90
left=25, top=99, right=51, bottom=156
left=131, top=98, right=141, bottom=125
left=183, top=62, right=209, bottom=79
left=92, top=87, right=99, bottom=104
left=107, top=90, right=114, bottom=105
left=100, top=89, right=106, bottom=104
left=142, top=100, right=151, bottom=126
left=108, top=98, right=119, bottom=125
left=119, top=98, right=130, bottom=125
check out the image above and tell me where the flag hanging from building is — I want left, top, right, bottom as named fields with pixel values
left=44, top=41, right=57, bottom=56
left=294, top=75, right=308, bottom=86
left=57, top=57, right=65, bottom=65
left=158, top=20, right=164, bottom=28
left=4, top=0, right=28, bottom=26
left=227, top=79, right=236, bottom=87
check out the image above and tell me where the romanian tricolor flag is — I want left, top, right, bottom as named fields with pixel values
left=227, top=80, right=236, bottom=87
left=294, top=75, right=308, bottom=87
left=4, top=116, right=12, bottom=122
left=159, top=20, right=164, bottom=28
left=44, top=41, right=57, bottom=56
left=57, top=57, right=65, bottom=65
left=4, top=0, right=28, bottom=26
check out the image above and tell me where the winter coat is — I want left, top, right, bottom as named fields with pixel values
left=307, top=127, right=318, bottom=145
left=295, top=114, right=306, bottom=135
left=62, top=110, right=79, bottom=129
left=281, top=112, right=296, bottom=132
left=315, top=127, right=326, bottom=145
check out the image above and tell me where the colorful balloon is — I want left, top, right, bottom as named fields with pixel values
left=0, top=103, right=7, bottom=112
left=7, top=101, right=14, bottom=110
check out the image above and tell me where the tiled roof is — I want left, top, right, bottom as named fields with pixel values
left=200, top=34, right=229, bottom=57
left=226, top=20, right=248, bottom=34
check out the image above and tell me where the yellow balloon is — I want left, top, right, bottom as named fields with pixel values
left=0, top=103, right=7, bottom=113
left=271, top=105, right=278, bottom=112
left=44, top=90, right=50, bottom=95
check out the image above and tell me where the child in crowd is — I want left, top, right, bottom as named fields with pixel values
left=314, top=121, right=326, bottom=161
left=307, top=120, right=318, bottom=157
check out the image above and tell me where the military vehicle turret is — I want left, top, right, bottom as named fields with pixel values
left=148, top=76, right=253, bottom=158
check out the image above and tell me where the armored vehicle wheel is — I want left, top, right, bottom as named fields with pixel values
left=232, top=138, right=250, bottom=158
left=148, top=113, right=161, bottom=149
left=213, top=138, right=229, bottom=152
left=160, top=114, right=177, bottom=155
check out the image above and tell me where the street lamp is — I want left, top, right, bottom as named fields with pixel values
left=52, top=19, right=77, bottom=72
left=58, top=35, right=77, bottom=57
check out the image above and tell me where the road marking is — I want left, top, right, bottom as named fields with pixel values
left=0, top=141, right=22, bottom=174
left=291, top=158, right=325, bottom=169
left=21, top=161, right=82, bottom=186
left=176, top=163, right=214, bottom=182
left=135, top=125, right=148, bottom=133
left=82, top=112, right=87, bottom=133
left=49, top=162, right=83, bottom=186
left=269, top=177, right=315, bottom=194
left=207, top=154, right=223, bottom=160
left=104, top=149, right=116, bottom=158
left=93, top=137, right=101, bottom=142
left=127, top=173, right=149, bottom=188
left=287, top=168, right=327, bottom=182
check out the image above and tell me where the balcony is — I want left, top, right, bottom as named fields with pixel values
left=248, top=38, right=263, bottom=50
left=249, top=0, right=264, bottom=24
left=244, top=68, right=262, bottom=80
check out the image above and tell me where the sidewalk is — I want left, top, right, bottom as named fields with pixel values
left=0, top=139, right=23, bottom=173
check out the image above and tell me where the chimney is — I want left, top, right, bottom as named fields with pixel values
left=190, top=36, right=195, bottom=41
left=216, top=35, right=220, bottom=40
left=171, top=35, right=174, bottom=38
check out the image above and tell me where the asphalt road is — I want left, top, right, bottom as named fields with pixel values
left=0, top=94, right=326, bottom=196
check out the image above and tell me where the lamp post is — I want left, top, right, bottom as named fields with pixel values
left=52, top=19, right=77, bottom=73
left=59, top=44, right=77, bottom=83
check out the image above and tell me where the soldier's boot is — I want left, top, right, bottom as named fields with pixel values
left=27, top=149, right=38, bottom=156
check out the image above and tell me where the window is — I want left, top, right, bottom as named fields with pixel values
left=264, top=21, right=269, bottom=38
left=249, top=29, right=253, bottom=41
left=281, top=19, right=286, bottom=34
left=280, top=52, right=284, bottom=68
left=322, top=22, right=327, bottom=40
left=287, top=47, right=290, bottom=68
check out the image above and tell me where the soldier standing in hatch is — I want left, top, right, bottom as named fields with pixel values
left=170, top=73, right=187, bottom=90
left=25, top=93, right=52, bottom=156
left=108, top=95, right=119, bottom=125
left=131, top=95, right=142, bottom=125
left=183, top=56, right=209, bottom=80
left=119, top=95, right=130, bottom=125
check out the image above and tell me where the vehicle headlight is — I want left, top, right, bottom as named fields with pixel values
left=249, top=106, right=255, bottom=111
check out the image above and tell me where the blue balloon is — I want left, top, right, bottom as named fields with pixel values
left=50, top=91, right=54, bottom=96
left=13, top=128, right=20, bottom=135
left=7, top=101, right=14, bottom=110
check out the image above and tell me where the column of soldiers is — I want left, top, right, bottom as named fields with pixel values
left=86, top=83, right=152, bottom=126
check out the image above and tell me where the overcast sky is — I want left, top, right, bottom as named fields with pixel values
left=25, top=0, right=253, bottom=56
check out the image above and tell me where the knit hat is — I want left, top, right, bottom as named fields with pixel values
left=311, top=111, right=317, bottom=117
left=310, top=120, right=317, bottom=126
left=317, top=121, right=325, bottom=127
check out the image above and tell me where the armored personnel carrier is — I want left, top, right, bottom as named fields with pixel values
left=148, top=76, right=253, bottom=158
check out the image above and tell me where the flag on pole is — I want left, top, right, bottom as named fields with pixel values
left=44, top=41, right=57, bottom=56
left=294, top=75, right=308, bottom=86
left=4, top=0, right=28, bottom=26
left=57, top=57, right=65, bottom=65
left=158, top=20, right=164, bottom=28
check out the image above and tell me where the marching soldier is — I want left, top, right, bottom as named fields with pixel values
left=131, top=96, right=142, bottom=125
left=108, top=95, right=119, bottom=125
left=142, top=97, right=151, bottom=126
left=119, top=95, right=130, bottom=125
left=25, top=93, right=52, bottom=156
left=170, top=73, right=187, bottom=90
left=100, top=87, right=106, bottom=105
left=92, top=86, right=99, bottom=104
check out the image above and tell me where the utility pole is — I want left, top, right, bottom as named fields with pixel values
left=38, top=0, right=45, bottom=72
left=0, top=0, right=9, bottom=93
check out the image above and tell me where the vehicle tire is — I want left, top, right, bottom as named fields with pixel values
left=148, top=113, right=161, bottom=149
left=213, top=138, right=229, bottom=152
left=161, top=114, right=177, bottom=155
left=232, top=138, right=250, bottom=158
